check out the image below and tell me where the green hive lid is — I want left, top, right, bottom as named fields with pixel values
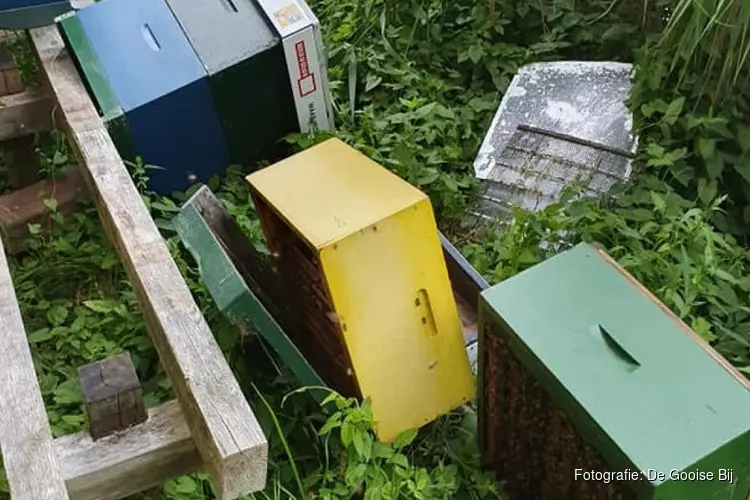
left=480, top=242, right=750, bottom=479
left=164, top=0, right=279, bottom=75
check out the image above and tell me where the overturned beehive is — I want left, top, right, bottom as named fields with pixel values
left=478, top=243, right=750, bottom=500
left=246, top=138, right=475, bottom=442
left=471, top=61, right=636, bottom=226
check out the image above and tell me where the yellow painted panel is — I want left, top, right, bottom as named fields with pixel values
left=319, top=198, right=475, bottom=442
left=245, top=138, right=426, bottom=249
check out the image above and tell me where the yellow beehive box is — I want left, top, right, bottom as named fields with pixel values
left=246, top=138, right=475, bottom=442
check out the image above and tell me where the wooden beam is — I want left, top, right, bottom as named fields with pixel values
left=54, top=400, right=202, bottom=500
left=29, top=26, right=268, bottom=498
left=0, top=239, right=69, bottom=500
left=0, top=88, right=53, bottom=140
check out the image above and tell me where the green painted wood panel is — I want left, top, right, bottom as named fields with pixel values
left=479, top=242, right=750, bottom=499
left=58, top=13, right=138, bottom=164
left=173, top=185, right=327, bottom=403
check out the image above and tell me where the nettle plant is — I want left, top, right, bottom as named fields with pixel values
left=628, top=0, right=750, bottom=237
left=462, top=177, right=750, bottom=376
left=257, top=388, right=500, bottom=500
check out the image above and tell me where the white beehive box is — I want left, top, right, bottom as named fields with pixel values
left=472, top=61, right=637, bottom=221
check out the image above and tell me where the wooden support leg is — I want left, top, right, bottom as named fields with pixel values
left=0, top=47, right=14, bottom=97
left=78, top=352, right=148, bottom=441
left=0, top=32, right=39, bottom=189
left=54, top=400, right=202, bottom=500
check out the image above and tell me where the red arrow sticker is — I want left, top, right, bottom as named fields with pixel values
left=295, top=40, right=317, bottom=97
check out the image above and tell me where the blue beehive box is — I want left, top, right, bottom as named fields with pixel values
left=58, top=0, right=231, bottom=195
left=0, top=0, right=71, bottom=29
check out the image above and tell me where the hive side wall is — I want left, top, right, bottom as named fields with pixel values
left=478, top=299, right=645, bottom=499
left=320, top=199, right=474, bottom=442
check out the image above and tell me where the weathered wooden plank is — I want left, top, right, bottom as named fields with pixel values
left=54, top=400, right=202, bottom=500
left=0, top=168, right=83, bottom=253
left=0, top=86, right=51, bottom=189
left=0, top=67, right=23, bottom=96
left=0, top=55, right=21, bottom=97
left=0, top=88, right=53, bottom=140
left=29, top=26, right=267, bottom=498
left=0, top=239, right=69, bottom=500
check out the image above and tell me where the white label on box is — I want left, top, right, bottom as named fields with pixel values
left=257, top=0, right=333, bottom=132
left=256, top=0, right=312, bottom=36
left=280, top=26, right=331, bottom=132
left=272, top=2, right=307, bottom=32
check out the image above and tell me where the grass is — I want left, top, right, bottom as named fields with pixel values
left=0, top=0, right=749, bottom=498
left=660, top=0, right=750, bottom=104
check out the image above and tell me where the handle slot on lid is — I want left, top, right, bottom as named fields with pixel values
left=591, top=324, right=640, bottom=372
left=219, top=0, right=239, bottom=13
left=141, top=24, right=161, bottom=52
left=415, top=289, right=438, bottom=337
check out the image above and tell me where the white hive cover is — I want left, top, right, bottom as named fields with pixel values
left=472, top=61, right=637, bottom=220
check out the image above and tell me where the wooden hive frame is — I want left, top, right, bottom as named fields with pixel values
left=0, top=24, right=268, bottom=500
left=251, top=191, right=363, bottom=399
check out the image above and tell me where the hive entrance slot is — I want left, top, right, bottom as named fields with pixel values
left=416, top=288, right=438, bottom=337
left=141, top=24, right=161, bottom=51
left=593, top=324, right=640, bottom=373
left=219, top=0, right=239, bottom=13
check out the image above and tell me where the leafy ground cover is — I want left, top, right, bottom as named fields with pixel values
left=0, top=0, right=749, bottom=498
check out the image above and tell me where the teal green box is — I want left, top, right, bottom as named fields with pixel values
left=477, top=242, right=750, bottom=500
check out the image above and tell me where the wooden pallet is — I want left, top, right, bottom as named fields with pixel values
left=0, top=25, right=268, bottom=500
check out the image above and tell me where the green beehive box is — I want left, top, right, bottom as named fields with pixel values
left=478, top=242, right=750, bottom=500
left=164, top=0, right=332, bottom=168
